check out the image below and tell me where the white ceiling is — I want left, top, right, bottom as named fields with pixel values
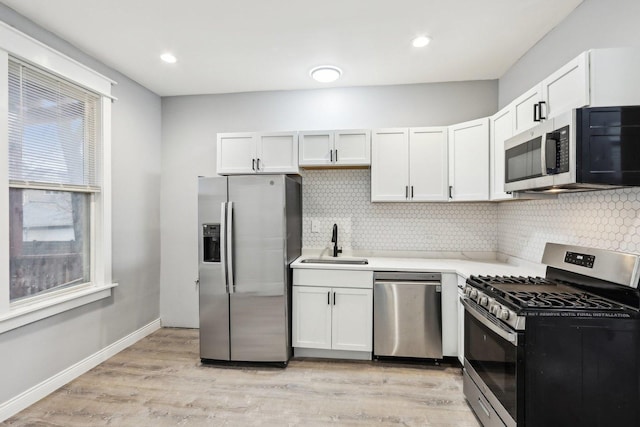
left=1, top=0, right=583, bottom=97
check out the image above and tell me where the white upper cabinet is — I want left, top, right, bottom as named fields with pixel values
left=448, top=118, right=490, bottom=201
left=409, top=128, right=449, bottom=201
left=512, top=85, right=543, bottom=135
left=509, top=48, right=640, bottom=136
left=511, top=52, right=588, bottom=135
left=258, top=132, right=299, bottom=173
left=371, top=128, right=410, bottom=201
left=371, top=127, right=448, bottom=202
left=540, top=52, right=589, bottom=120
left=490, top=106, right=514, bottom=201
left=217, top=133, right=257, bottom=175
left=334, top=130, right=371, bottom=166
left=299, top=129, right=370, bottom=167
left=298, top=131, right=333, bottom=166
left=217, top=131, right=298, bottom=175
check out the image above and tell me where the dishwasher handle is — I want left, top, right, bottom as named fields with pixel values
left=374, top=280, right=441, bottom=287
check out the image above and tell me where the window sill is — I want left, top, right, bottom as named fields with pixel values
left=0, top=283, right=117, bottom=334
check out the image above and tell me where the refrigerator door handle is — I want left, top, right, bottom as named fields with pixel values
left=220, top=202, right=229, bottom=293
left=226, top=201, right=235, bottom=293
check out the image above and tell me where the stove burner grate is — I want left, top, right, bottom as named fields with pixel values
left=467, top=275, right=625, bottom=311
left=507, top=290, right=617, bottom=310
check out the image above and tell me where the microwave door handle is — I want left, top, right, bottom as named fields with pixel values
left=226, top=201, right=234, bottom=294
left=540, top=135, right=547, bottom=176
left=220, top=202, right=228, bottom=293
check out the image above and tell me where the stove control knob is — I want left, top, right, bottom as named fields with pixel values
left=499, top=309, right=511, bottom=321
left=489, top=304, right=499, bottom=315
left=464, top=287, right=472, bottom=296
left=479, top=296, right=489, bottom=306
left=470, top=289, right=478, bottom=299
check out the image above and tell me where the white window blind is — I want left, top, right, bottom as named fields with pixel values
left=8, top=58, right=101, bottom=191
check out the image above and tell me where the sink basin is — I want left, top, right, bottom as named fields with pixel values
left=300, top=258, right=369, bottom=265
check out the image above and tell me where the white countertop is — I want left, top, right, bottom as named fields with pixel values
left=291, top=253, right=546, bottom=279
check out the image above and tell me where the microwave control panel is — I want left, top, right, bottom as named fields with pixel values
left=554, top=126, right=569, bottom=173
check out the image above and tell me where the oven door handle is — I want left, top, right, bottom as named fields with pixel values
left=462, top=298, right=519, bottom=346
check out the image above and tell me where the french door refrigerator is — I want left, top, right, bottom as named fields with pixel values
left=198, top=175, right=302, bottom=364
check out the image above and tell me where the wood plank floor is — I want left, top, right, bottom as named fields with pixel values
left=4, top=328, right=480, bottom=426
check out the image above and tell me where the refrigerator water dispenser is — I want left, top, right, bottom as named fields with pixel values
left=202, top=223, right=221, bottom=262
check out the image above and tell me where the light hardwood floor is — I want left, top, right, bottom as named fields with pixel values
left=4, top=328, right=480, bottom=426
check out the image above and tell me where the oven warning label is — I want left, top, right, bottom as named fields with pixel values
left=527, top=311, right=630, bottom=318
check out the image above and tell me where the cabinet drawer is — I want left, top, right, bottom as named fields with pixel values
left=293, top=269, right=373, bottom=289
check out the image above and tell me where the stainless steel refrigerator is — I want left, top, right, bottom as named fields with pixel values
left=198, top=175, right=302, bottom=364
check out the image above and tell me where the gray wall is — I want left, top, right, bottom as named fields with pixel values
left=499, top=0, right=640, bottom=108
left=160, top=81, right=498, bottom=327
left=0, top=6, right=161, bottom=405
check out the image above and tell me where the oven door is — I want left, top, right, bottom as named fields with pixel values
left=463, top=298, right=523, bottom=427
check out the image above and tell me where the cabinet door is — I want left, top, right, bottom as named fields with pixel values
left=257, top=132, right=299, bottom=173
left=331, top=288, right=372, bottom=352
left=441, top=274, right=458, bottom=357
left=541, top=51, right=588, bottom=120
left=371, top=128, right=409, bottom=201
left=217, top=133, right=256, bottom=175
left=490, top=107, right=515, bottom=201
left=334, top=129, right=371, bottom=166
left=292, top=286, right=332, bottom=349
left=448, top=118, right=489, bottom=201
left=409, top=127, right=448, bottom=201
left=299, top=131, right=333, bottom=166
left=457, top=276, right=465, bottom=365
left=512, top=85, right=543, bottom=134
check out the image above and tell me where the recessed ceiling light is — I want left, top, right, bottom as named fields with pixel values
left=412, top=36, right=431, bottom=48
left=160, top=53, right=177, bottom=64
left=310, top=66, right=342, bottom=83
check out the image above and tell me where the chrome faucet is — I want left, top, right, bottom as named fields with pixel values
left=331, top=223, right=342, bottom=257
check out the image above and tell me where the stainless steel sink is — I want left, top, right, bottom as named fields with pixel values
left=300, top=258, right=369, bottom=265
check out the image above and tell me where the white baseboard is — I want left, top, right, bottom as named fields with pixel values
left=0, top=318, right=161, bottom=422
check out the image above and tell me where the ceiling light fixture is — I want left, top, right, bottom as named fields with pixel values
left=310, top=65, right=342, bottom=83
left=412, top=36, right=431, bottom=48
left=160, top=52, right=177, bottom=63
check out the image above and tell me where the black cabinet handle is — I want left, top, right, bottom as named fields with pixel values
left=327, top=291, right=330, bottom=305
left=405, top=186, right=409, bottom=199
left=449, top=185, right=453, bottom=199
left=330, top=150, right=333, bottom=162
left=252, top=158, right=256, bottom=171
left=533, top=103, right=540, bottom=122
left=411, top=186, right=414, bottom=199
left=333, top=292, right=336, bottom=305
left=256, top=158, right=261, bottom=170
left=335, top=150, right=338, bottom=162
left=538, top=101, right=547, bottom=120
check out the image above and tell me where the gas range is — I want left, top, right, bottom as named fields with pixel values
left=464, top=274, right=636, bottom=331
left=462, top=243, right=640, bottom=427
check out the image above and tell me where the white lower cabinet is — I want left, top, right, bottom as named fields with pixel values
left=292, top=269, right=373, bottom=356
left=457, top=275, right=466, bottom=365
left=441, top=273, right=459, bottom=357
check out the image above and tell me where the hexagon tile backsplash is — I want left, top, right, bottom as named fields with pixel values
left=498, top=187, right=640, bottom=263
left=301, top=171, right=640, bottom=262
left=301, top=170, right=498, bottom=252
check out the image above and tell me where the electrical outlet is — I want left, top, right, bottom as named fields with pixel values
left=311, top=220, right=320, bottom=233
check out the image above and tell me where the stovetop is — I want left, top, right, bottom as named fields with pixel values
left=468, top=275, right=626, bottom=312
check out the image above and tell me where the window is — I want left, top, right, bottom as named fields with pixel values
left=8, top=59, right=99, bottom=301
left=0, top=22, right=115, bottom=332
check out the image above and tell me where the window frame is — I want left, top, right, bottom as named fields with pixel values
left=0, top=21, right=116, bottom=333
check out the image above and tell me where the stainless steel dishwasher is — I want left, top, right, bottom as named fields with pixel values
left=373, top=272, right=442, bottom=359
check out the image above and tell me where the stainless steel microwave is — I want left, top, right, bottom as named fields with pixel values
left=504, top=106, right=640, bottom=193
